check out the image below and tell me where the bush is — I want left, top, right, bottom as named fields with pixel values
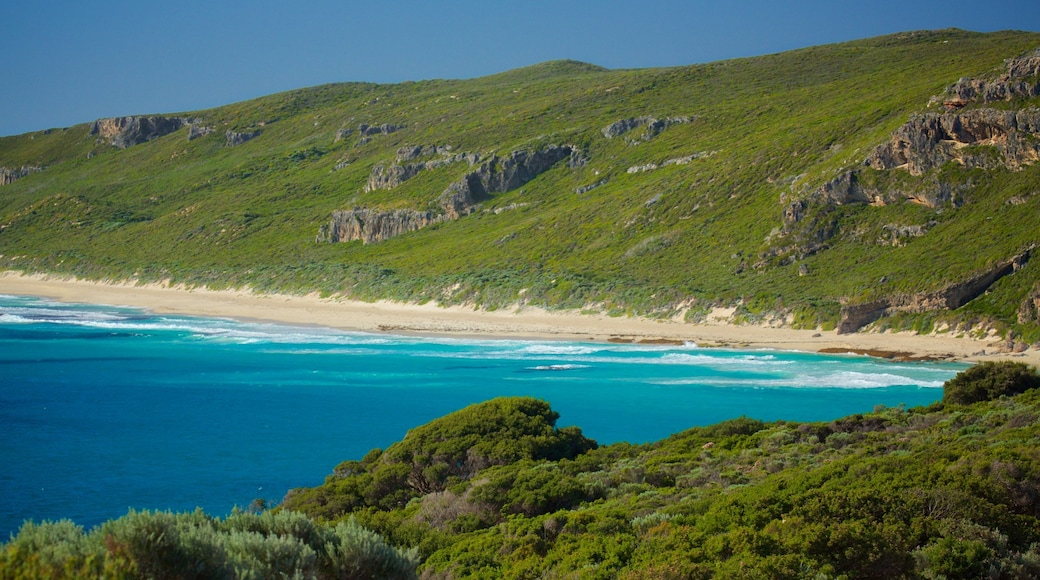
left=943, top=361, right=1040, bottom=405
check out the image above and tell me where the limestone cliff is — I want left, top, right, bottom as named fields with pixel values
left=321, top=144, right=578, bottom=243
left=317, top=208, right=436, bottom=244
left=942, top=48, right=1040, bottom=108
left=226, top=130, right=261, bottom=147
left=866, top=108, right=1040, bottom=175
left=364, top=147, right=480, bottom=192
left=837, top=248, right=1034, bottom=333
left=601, top=116, right=692, bottom=142
left=438, top=145, right=575, bottom=218
left=773, top=48, right=1040, bottom=263
left=90, top=116, right=189, bottom=148
left=0, top=166, right=42, bottom=186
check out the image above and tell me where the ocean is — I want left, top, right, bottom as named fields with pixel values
left=0, top=293, right=965, bottom=538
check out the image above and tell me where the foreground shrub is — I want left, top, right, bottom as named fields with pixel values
left=0, top=509, right=417, bottom=579
left=943, top=361, right=1040, bottom=405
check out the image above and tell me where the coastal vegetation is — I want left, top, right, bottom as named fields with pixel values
left=4, top=362, right=1040, bottom=578
left=1, top=29, right=1039, bottom=342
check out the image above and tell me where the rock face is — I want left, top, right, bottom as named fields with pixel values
left=438, top=145, right=575, bottom=219
left=601, top=116, right=692, bottom=142
left=188, top=124, right=214, bottom=140
left=225, top=130, right=261, bottom=147
left=773, top=48, right=1040, bottom=264
left=359, top=123, right=405, bottom=137
left=364, top=147, right=480, bottom=192
left=90, top=116, right=189, bottom=148
left=318, top=208, right=436, bottom=244
left=0, top=166, right=42, bottom=186
left=837, top=248, right=1034, bottom=333
left=944, top=48, right=1040, bottom=107
left=866, top=108, right=1040, bottom=175
left=322, top=144, right=577, bottom=243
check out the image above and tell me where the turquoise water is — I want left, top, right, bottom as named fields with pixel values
left=0, top=294, right=965, bottom=537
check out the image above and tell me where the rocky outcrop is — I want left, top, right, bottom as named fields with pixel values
left=225, top=130, right=261, bottom=147
left=866, top=108, right=1040, bottom=175
left=944, top=48, right=1040, bottom=108
left=0, top=166, right=42, bottom=186
left=187, top=124, right=214, bottom=140
left=90, top=116, right=189, bottom=148
left=317, top=208, right=436, bottom=244
left=576, top=178, right=608, bottom=194
left=438, top=145, right=575, bottom=218
left=1017, top=282, right=1040, bottom=324
left=359, top=123, right=404, bottom=137
left=837, top=248, right=1034, bottom=333
left=601, top=116, right=692, bottom=142
left=322, top=144, right=578, bottom=244
left=626, top=151, right=717, bottom=175
left=364, top=148, right=481, bottom=192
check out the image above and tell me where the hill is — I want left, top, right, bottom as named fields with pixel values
left=2, top=29, right=1040, bottom=344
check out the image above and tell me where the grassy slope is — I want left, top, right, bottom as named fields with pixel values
left=1, top=29, right=1039, bottom=334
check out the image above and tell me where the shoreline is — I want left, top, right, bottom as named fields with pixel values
left=2, top=271, right=1037, bottom=366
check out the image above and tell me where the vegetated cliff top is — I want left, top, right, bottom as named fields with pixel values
left=2, top=28, right=1040, bottom=341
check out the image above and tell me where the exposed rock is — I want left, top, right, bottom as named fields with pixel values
left=396, top=145, right=454, bottom=162
left=437, top=145, right=575, bottom=219
left=576, top=178, right=608, bottom=194
left=601, top=116, right=692, bottom=142
left=0, top=166, right=42, bottom=186
left=627, top=163, right=658, bottom=174
left=318, top=208, right=436, bottom=244
left=944, top=48, right=1040, bottom=107
left=1017, top=282, right=1040, bottom=324
left=365, top=164, right=426, bottom=192
left=866, top=108, right=1040, bottom=175
left=323, top=145, right=577, bottom=244
left=838, top=248, right=1034, bottom=333
left=225, top=130, right=261, bottom=147
left=364, top=149, right=480, bottom=192
left=334, top=128, right=354, bottom=142
left=359, top=123, right=405, bottom=137
left=90, top=116, right=189, bottom=149
left=187, top=124, right=214, bottom=140
left=879, top=222, right=935, bottom=246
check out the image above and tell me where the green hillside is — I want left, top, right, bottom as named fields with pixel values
left=2, top=29, right=1040, bottom=339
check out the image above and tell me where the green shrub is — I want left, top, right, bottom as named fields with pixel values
left=943, top=361, right=1040, bottom=405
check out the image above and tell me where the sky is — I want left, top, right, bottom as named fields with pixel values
left=2, top=0, right=1038, bottom=137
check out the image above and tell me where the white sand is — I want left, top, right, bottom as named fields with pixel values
left=2, top=271, right=1036, bottom=365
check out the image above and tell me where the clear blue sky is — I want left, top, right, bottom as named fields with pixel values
left=2, top=0, right=1038, bottom=136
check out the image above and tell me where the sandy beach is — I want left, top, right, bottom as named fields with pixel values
left=2, top=271, right=1036, bottom=366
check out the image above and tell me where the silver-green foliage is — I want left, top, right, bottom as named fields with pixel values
left=0, top=509, right=418, bottom=579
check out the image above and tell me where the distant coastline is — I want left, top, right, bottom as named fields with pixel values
left=2, top=270, right=1036, bottom=366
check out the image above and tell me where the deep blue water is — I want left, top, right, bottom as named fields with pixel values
left=0, top=294, right=965, bottom=538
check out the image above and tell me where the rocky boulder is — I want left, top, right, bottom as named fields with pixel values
left=90, top=116, right=189, bottom=148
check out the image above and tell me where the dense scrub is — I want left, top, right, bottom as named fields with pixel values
left=0, top=510, right=418, bottom=579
